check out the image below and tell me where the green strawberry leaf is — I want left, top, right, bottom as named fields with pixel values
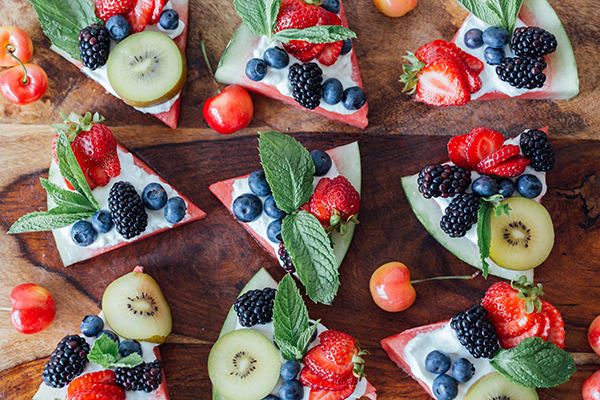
left=273, top=274, right=311, bottom=360
left=8, top=206, right=95, bottom=233
left=274, top=25, right=356, bottom=44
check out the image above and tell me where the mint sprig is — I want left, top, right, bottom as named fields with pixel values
left=477, top=195, right=511, bottom=278
left=491, top=337, right=576, bottom=388
left=273, top=274, right=321, bottom=360
left=456, top=0, right=524, bottom=34
left=88, top=334, right=144, bottom=369
left=274, top=25, right=357, bottom=44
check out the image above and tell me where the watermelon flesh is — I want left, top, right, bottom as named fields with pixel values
left=452, top=0, right=579, bottom=100
left=215, top=0, right=369, bottom=129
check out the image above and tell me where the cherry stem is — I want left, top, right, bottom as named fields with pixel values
left=411, top=271, right=480, bottom=284
left=0, top=307, right=12, bottom=312
left=6, top=43, right=28, bottom=85
left=200, top=38, right=220, bottom=91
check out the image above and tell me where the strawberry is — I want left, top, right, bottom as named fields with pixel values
left=489, top=155, right=530, bottom=177
left=309, top=383, right=356, bottom=400
left=149, top=0, right=167, bottom=24
left=126, top=0, right=155, bottom=33
left=443, top=41, right=484, bottom=74
left=322, top=176, right=360, bottom=225
left=475, top=144, right=520, bottom=174
left=499, top=313, right=546, bottom=349
left=414, top=58, right=470, bottom=106
left=68, top=383, right=125, bottom=400
left=300, top=367, right=356, bottom=391
left=316, top=13, right=343, bottom=66
left=447, top=133, right=471, bottom=169
left=275, top=0, right=328, bottom=61
left=319, top=329, right=357, bottom=364
left=465, top=127, right=504, bottom=168
left=482, top=282, right=538, bottom=337
left=310, top=178, right=333, bottom=226
left=68, top=371, right=116, bottom=398
left=304, top=346, right=355, bottom=382
left=542, top=300, right=566, bottom=348
left=94, top=0, right=135, bottom=22
left=415, top=39, right=484, bottom=74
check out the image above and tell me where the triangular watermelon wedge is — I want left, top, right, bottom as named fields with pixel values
left=452, top=0, right=578, bottom=101
left=209, top=141, right=360, bottom=271
left=215, top=0, right=369, bottom=129
left=47, top=143, right=206, bottom=267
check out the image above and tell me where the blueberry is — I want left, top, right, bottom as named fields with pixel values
left=482, top=26, right=510, bottom=48
left=263, top=47, right=289, bottom=69
left=264, top=195, right=286, bottom=219
left=80, top=315, right=104, bottom=337
left=97, top=329, right=119, bottom=343
left=484, top=46, right=505, bottom=65
left=159, top=9, right=179, bottom=30
left=340, top=39, right=352, bottom=55
left=91, top=210, right=113, bottom=233
left=310, top=150, right=332, bottom=176
left=497, top=178, right=516, bottom=198
left=464, top=28, right=483, bottom=49
left=342, top=86, right=366, bottom=110
left=105, top=15, right=131, bottom=41
left=278, top=379, right=303, bottom=400
left=232, top=193, right=263, bottom=222
left=263, top=396, right=280, bottom=400
left=119, top=339, right=142, bottom=357
left=280, top=360, right=301, bottom=381
left=322, top=78, right=343, bottom=105
left=452, top=357, right=475, bottom=383
left=267, top=219, right=282, bottom=243
left=142, top=183, right=168, bottom=210
left=517, top=174, right=543, bottom=198
left=425, top=350, right=451, bottom=375
left=164, top=196, right=187, bottom=223
left=472, top=176, right=499, bottom=197
left=432, top=375, right=458, bottom=400
left=71, top=221, right=97, bottom=246
left=320, top=0, right=340, bottom=13
left=248, top=170, right=271, bottom=196
left=245, top=58, right=268, bottom=81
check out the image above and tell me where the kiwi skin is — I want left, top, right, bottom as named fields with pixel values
left=465, top=373, right=538, bottom=400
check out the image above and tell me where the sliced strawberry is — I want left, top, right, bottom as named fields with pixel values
left=68, top=371, right=116, bottom=398
left=482, top=281, right=538, bottom=338
left=499, top=313, right=545, bottom=349
left=494, top=314, right=537, bottom=338
left=149, top=0, right=166, bottom=24
left=416, top=39, right=484, bottom=74
left=414, top=43, right=480, bottom=93
left=539, top=313, right=551, bottom=341
left=309, top=383, right=356, bottom=400
left=447, top=133, right=471, bottom=169
left=95, top=0, right=136, bottom=22
left=319, top=329, right=357, bottom=365
left=275, top=2, right=328, bottom=60
left=310, top=178, right=332, bottom=226
left=489, top=155, right=530, bottom=177
left=542, top=300, right=566, bottom=348
left=317, top=41, right=343, bottom=66
left=476, top=144, right=520, bottom=173
left=303, top=346, right=354, bottom=382
left=414, top=59, right=470, bottom=107
left=294, top=43, right=327, bottom=62
left=126, top=0, right=154, bottom=33
left=68, top=383, right=125, bottom=400
left=300, top=367, right=354, bottom=391
left=444, top=41, right=484, bottom=74
left=465, top=127, right=504, bottom=168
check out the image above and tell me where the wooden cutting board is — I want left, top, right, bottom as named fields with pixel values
left=1, top=0, right=599, bottom=399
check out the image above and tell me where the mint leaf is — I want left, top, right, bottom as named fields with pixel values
left=274, top=25, right=357, bottom=44
left=491, top=337, right=576, bottom=388
left=282, top=211, right=339, bottom=304
left=456, top=0, right=523, bottom=34
left=41, top=178, right=97, bottom=212
left=28, top=0, right=101, bottom=60
left=273, top=274, right=311, bottom=360
left=8, top=206, right=95, bottom=233
left=88, top=334, right=143, bottom=368
left=258, top=131, right=315, bottom=213
left=477, top=200, right=492, bottom=279
left=110, top=353, right=144, bottom=368
left=297, top=319, right=320, bottom=355
left=456, top=0, right=503, bottom=28
left=504, top=0, right=524, bottom=34
left=233, top=0, right=281, bottom=38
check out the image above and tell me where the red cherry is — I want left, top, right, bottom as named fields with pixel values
left=0, top=26, right=33, bottom=67
left=588, top=315, right=600, bottom=356
left=202, top=85, right=253, bottom=134
left=10, top=283, right=55, bottom=334
left=369, top=262, right=416, bottom=312
left=0, top=63, right=48, bottom=105
left=582, top=370, right=600, bottom=400
left=372, top=0, right=418, bottom=17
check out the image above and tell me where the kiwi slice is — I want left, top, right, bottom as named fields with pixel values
left=107, top=31, right=186, bottom=107
left=465, top=372, right=538, bottom=400
left=102, top=269, right=172, bottom=343
left=208, top=329, right=280, bottom=400
left=489, top=197, right=554, bottom=271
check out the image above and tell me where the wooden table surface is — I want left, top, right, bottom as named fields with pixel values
left=1, top=0, right=599, bottom=399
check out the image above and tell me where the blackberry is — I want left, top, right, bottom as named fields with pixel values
left=108, top=181, right=148, bottom=239
left=450, top=305, right=499, bottom=359
left=440, top=193, right=481, bottom=237
left=288, top=63, right=323, bottom=109
left=511, top=26, right=557, bottom=58
left=42, top=335, right=90, bottom=388
left=278, top=242, right=295, bottom=273
left=115, top=360, right=163, bottom=392
left=78, top=25, right=110, bottom=70
left=417, top=164, right=471, bottom=199
left=495, top=56, right=547, bottom=89
left=520, top=129, right=554, bottom=171
left=233, top=287, right=277, bottom=327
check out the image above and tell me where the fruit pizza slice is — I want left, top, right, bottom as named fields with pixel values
left=216, top=0, right=368, bottom=128
left=210, top=131, right=361, bottom=304
left=402, top=126, right=556, bottom=280
left=210, top=270, right=377, bottom=400
left=400, top=0, right=578, bottom=106
left=9, top=112, right=205, bottom=267
left=28, top=0, right=189, bottom=128
left=381, top=277, right=575, bottom=400
left=33, top=267, right=172, bottom=400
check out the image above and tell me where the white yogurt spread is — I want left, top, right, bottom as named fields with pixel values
left=403, top=322, right=496, bottom=398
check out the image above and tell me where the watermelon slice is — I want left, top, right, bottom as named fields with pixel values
left=47, top=143, right=206, bottom=267
left=213, top=268, right=377, bottom=400
left=209, top=141, right=361, bottom=271
left=452, top=0, right=578, bottom=101
left=215, top=0, right=369, bottom=129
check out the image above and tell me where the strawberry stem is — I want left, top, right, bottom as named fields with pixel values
left=6, top=43, right=28, bottom=85
left=200, top=38, right=220, bottom=92
left=411, top=271, right=480, bottom=284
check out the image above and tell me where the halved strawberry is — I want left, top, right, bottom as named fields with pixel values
left=414, top=59, right=470, bottom=107
left=295, top=43, right=327, bottom=62
left=309, top=382, right=356, bottom=400
left=489, top=155, right=530, bottom=177
left=443, top=41, right=484, bottom=74
left=499, top=313, right=545, bottom=349
left=275, top=1, right=328, bottom=61
left=539, top=313, right=551, bottom=341
left=304, top=346, right=354, bottom=382
left=300, top=367, right=355, bottom=391
left=542, top=300, right=565, bottom=348
left=465, top=127, right=504, bottom=168
left=447, top=133, right=471, bottom=169
left=310, top=178, right=333, bottom=226
left=68, top=371, right=116, bottom=398
left=95, top=0, right=136, bottom=22
left=319, top=329, right=357, bottom=364
left=317, top=41, right=343, bottom=66
left=126, top=0, right=154, bottom=33
left=68, top=383, right=125, bottom=400
left=476, top=144, right=520, bottom=173
left=482, top=281, right=539, bottom=339
left=416, top=39, right=484, bottom=74
left=149, top=0, right=166, bottom=24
